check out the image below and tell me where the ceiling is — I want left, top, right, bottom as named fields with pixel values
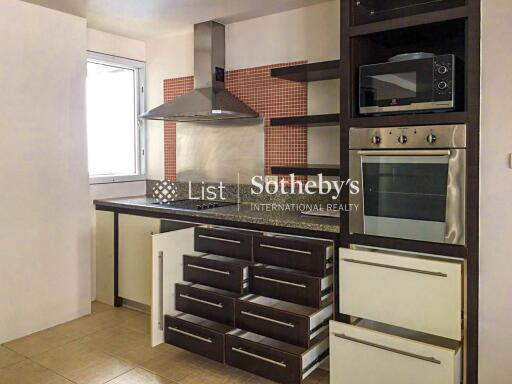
left=22, top=0, right=331, bottom=40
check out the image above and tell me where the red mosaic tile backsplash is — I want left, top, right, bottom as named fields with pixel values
left=163, top=62, right=307, bottom=181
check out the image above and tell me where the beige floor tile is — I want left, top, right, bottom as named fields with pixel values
left=78, top=327, right=165, bottom=365
left=119, top=311, right=150, bottom=335
left=304, top=368, right=329, bottom=384
left=141, top=346, right=211, bottom=382
left=32, top=341, right=134, bottom=384
left=3, top=328, right=76, bottom=357
left=107, top=367, right=173, bottom=384
left=0, top=360, right=73, bottom=384
left=92, top=301, right=114, bottom=315
left=0, top=346, right=25, bottom=369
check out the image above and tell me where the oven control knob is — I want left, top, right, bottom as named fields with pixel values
left=437, top=81, right=448, bottom=90
left=427, top=134, right=437, bottom=144
left=437, top=65, right=449, bottom=75
left=398, top=135, right=408, bottom=144
left=371, top=136, right=381, bottom=145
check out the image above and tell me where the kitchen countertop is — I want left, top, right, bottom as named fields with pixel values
left=94, top=196, right=340, bottom=234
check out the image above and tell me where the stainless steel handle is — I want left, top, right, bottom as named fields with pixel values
left=231, top=347, right=287, bottom=368
left=241, top=311, right=295, bottom=328
left=168, top=327, right=212, bottom=344
left=198, top=235, right=241, bottom=244
left=259, top=244, right=311, bottom=255
left=333, top=333, right=441, bottom=364
left=357, top=149, right=451, bottom=156
left=254, top=275, right=307, bottom=288
left=187, top=264, right=230, bottom=275
left=158, top=251, right=163, bottom=331
left=341, top=258, right=448, bottom=277
left=179, top=294, right=223, bottom=308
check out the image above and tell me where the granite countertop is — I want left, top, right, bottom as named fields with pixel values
left=94, top=196, right=340, bottom=234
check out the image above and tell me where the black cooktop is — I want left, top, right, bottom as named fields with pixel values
left=152, top=199, right=236, bottom=211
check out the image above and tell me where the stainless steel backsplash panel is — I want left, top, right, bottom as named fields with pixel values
left=176, top=119, right=264, bottom=184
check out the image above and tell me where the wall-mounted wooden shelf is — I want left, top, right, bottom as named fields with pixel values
left=271, top=60, right=341, bottom=82
left=349, top=6, right=469, bottom=37
left=270, top=114, right=340, bottom=127
left=271, top=164, right=340, bottom=177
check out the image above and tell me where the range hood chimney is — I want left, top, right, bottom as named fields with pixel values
left=140, top=21, right=259, bottom=122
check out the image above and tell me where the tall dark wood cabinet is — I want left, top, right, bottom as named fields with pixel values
left=337, top=1, right=481, bottom=382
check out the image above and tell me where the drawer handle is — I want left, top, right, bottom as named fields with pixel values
left=333, top=333, right=441, bottom=365
left=187, top=264, right=231, bottom=275
left=254, top=275, right=307, bottom=288
left=231, top=347, right=287, bottom=368
left=259, top=244, right=312, bottom=255
left=198, top=235, right=241, bottom=244
left=241, top=311, right=295, bottom=328
left=168, top=327, right=213, bottom=344
left=179, top=294, right=223, bottom=308
left=341, top=258, right=448, bottom=277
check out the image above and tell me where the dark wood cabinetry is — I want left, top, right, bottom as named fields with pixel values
left=164, top=227, right=333, bottom=383
left=338, top=0, right=481, bottom=382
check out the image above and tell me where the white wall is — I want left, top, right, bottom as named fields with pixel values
left=0, top=0, right=91, bottom=343
left=86, top=29, right=147, bottom=301
left=479, top=2, right=512, bottom=382
left=145, top=0, right=340, bottom=180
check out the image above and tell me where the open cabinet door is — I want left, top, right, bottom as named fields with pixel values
left=151, top=227, right=196, bottom=347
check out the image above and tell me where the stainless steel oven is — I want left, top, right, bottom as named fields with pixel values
left=349, top=124, right=466, bottom=245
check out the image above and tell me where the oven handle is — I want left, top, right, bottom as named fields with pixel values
left=357, top=150, right=451, bottom=156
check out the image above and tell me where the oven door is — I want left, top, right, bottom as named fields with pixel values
left=349, top=149, right=465, bottom=245
left=359, top=58, right=435, bottom=114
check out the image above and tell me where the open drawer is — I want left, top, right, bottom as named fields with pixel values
left=235, top=294, right=332, bottom=348
left=226, top=329, right=329, bottom=384
left=330, top=320, right=461, bottom=384
left=339, top=247, right=463, bottom=340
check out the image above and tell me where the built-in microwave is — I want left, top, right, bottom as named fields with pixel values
left=349, top=125, right=466, bottom=245
left=359, top=54, right=460, bottom=115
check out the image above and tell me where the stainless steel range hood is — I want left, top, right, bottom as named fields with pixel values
left=140, top=21, right=259, bottom=122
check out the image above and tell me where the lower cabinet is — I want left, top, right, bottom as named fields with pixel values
left=329, top=320, right=462, bottom=384
left=226, top=329, right=329, bottom=384
left=118, top=214, right=161, bottom=305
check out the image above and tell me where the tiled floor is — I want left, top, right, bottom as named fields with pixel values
left=0, top=302, right=329, bottom=384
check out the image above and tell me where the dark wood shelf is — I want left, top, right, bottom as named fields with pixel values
left=271, top=60, right=341, bottom=82
left=270, top=114, right=340, bottom=127
left=346, top=112, right=468, bottom=128
left=349, top=6, right=469, bottom=37
left=271, top=164, right=340, bottom=177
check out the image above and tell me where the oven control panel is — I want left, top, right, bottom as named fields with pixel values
left=349, top=125, right=467, bottom=150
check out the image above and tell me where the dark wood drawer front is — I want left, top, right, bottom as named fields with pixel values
left=164, top=315, right=227, bottom=363
left=253, top=235, right=333, bottom=277
left=249, top=265, right=325, bottom=308
left=195, top=227, right=253, bottom=261
left=175, top=283, right=236, bottom=326
left=235, top=300, right=309, bottom=347
left=183, top=255, right=248, bottom=294
left=226, top=334, right=301, bottom=384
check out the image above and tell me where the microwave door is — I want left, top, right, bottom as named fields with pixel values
left=360, top=152, right=451, bottom=243
left=360, top=59, right=433, bottom=113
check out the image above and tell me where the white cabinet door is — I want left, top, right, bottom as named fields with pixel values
left=329, top=320, right=461, bottom=384
left=118, top=214, right=161, bottom=305
left=151, top=227, right=195, bottom=347
left=339, top=248, right=463, bottom=340
left=95, top=211, right=114, bottom=305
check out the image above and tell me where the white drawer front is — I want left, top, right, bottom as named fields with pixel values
left=339, top=248, right=462, bottom=340
left=329, top=321, right=461, bottom=384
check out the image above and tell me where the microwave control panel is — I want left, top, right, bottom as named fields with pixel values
left=433, top=55, right=455, bottom=102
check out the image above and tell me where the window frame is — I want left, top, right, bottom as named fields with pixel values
left=86, top=51, right=147, bottom=185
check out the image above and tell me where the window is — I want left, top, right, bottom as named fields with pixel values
left=86, top=52, right=146, bottom=183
